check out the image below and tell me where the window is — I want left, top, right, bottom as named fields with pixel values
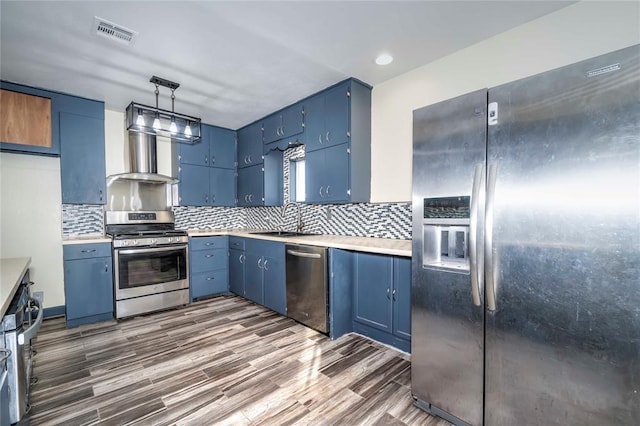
left=290, top=159, right=305, bottom=202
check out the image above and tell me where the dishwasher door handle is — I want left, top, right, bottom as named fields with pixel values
left=287, top=249, right=321, bottom=259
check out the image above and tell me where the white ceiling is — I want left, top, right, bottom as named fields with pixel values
left=1, top=1, right=574, bottom=130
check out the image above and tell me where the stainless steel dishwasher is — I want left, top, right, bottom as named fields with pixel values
left=285, top=244, right=328, bottom=334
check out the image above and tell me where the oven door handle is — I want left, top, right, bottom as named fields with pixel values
left=117, top=245, right=188, bottom=255
left=18, top=294, right=43, bottom=346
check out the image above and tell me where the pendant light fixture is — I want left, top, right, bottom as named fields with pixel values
left=125, top=76, right=201, bottom=143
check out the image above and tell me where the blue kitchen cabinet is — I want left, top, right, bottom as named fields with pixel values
left=393, top=257, right=411, bottom=340
left=353, top=253, right=393, bottom=332
left=237, top=121, right=263, bottom=169
left=263, top=247, right=286, bottom=316
left=305, top=143, right=350, bottom=203
left=303, top=81, right=350, bottom=152
left=179, top=124, right=236, bottom=169
left=244, top=252, right=264, bottom=305
left=303, top=79, right=371, bottom=203
left=63, top=243, right=114, bottom=328
left=352, top=251, right=411, bottom=352
left=229, top=248, right=245, bottom=297
left=209, top=126, right=236, bottom=169
left=178, top=164, right=209, bottom=206
left=59, top=111, right=107, bottom=204
left=177, top=124, right=236, bottom=207
left=263, top=149, right=283, bottom=206
left=237, top=164, right=264, bottom=206
left=189, top=236, right=229, bottom=301
left=263, top=102, right=304, bottom=147
left=329, top=248, right=354, bottom=340
left=210, top=168, right=236, bottom=206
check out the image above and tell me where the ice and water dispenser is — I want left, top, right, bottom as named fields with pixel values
left=422, top=196, right=471, bottom=273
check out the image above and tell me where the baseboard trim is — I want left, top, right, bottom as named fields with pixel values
left=43, top=305, right=65, bottom=319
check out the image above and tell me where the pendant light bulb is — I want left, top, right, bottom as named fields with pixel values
left=152, top=116, right=161, bottom=130
left=184, top=122, right=192, bottom=138
left=169, top=120, right=178, bottom=134
left=135, top=110, right=145, bottom=127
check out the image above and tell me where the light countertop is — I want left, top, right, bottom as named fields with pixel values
left=62, top=235, right=112, bottom=245
left=188, top=229, right=411, bottom=257
left=1, top=257, right=31, bottom=318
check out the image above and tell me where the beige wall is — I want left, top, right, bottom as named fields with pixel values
left=371, top=1, right=640, bottom=202
left=0, top=153, right=64, bottom=308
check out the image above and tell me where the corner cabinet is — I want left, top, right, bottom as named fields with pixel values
left=303, top=79, right=371, bottom=204
left=352, top=252, right=411, bottom=352
left=189, top=236, right=229, bottom=301
left=176, top=124, right=237, bottom=207
left=63, top=242, right=114, bottom=328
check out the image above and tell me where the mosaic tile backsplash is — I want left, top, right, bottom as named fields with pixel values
left=62, top=204, right=104, bottom=237
left=63, top=144, right=411, bottom=240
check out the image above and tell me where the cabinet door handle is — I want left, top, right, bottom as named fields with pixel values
left=244, top=195, right=249, bottom=202
left=326, top=185, right=331, bottom=196
left=263, top=259, right=269, bottom=271
left=248, top=194, right=253, bottom=202
left=392, top=289, right=396, bottom=301
left=326, top=131, right=330, bottom=142
left=257, top=258, right=263, bottom=269
left=239, top=254, right=245, bottom=263
left=205, top=195, right=209, bottom=203
left=205, top=242, right=213, bottom=246
left=386, top=288, right=391, bottom=300
left=207, top=277, right=215, bottom=281
left=211, top=156, right=215, bottom=165
left=81, top=249, right=96, bottom=253
left=105, top=262, right=108, bottom=272
left=247, top=155, right=252, bottom=164
left=99, top=189, right=103, bottom=201
left=319, top=186, right=324, bottom=198
left=205, top=155, right=208, bottom=164
left=318, top=134, right=323, bottom=144
left=205, top=254, right=214, bottom=258
left=212, top=194, right=216, bottom=203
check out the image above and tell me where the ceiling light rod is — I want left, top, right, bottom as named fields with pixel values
left=126, top=75, right=201, bottom=143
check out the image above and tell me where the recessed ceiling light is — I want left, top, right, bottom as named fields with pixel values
left=375, top=53, right=393, bottom=66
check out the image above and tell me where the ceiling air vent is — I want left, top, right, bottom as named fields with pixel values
left=92, top=16, right=137, bottom=45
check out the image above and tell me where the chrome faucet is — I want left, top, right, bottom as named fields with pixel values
left=281, top=202, right=304, bottom=233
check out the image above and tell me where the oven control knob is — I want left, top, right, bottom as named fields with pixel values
left=151, top=239, right=157, bottom=245
left=122, top=240, right=128, bottom=246
left=132, top=240, right=138, bottom=246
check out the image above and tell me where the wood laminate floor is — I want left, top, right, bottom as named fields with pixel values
left=28, top=295, right=451, bottom=426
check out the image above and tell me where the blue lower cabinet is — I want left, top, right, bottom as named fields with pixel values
left=229, top=248, right=245, bottom=296
left=244, top=252, right=264, bottom=305
left=191, top=270, right=229, bottom=299
left=189, top=236, right=229, bottom=301
left=329, top=248, right=354, bottom=340
left=63, top=243, right=114, bottom=328
left=352, top=251, right=411, bottom=352
left=263, top=249, right=286, bottom=316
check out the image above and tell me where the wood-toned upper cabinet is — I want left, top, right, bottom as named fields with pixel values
left=0, top=89, right=52, bottom=150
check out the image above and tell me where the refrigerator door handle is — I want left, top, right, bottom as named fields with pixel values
left=469, top=163, right=483, bottom=306
left=485, top=163, right=498, bottom=311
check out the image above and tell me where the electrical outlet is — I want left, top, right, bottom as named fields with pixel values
left=326, top=206, right=332, bottom=220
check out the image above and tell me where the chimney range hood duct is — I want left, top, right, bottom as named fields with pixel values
left=106, top=132, right=177, bottom=184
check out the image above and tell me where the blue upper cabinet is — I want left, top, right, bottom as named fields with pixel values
left=237, top=121, right=263, bottom=168
left=304, top=81, right=350, bottom=152
left=263, top=102, right=304, bottom=150
left=59, top=111, right=107, bottom=204
left=303, top=79, right=371, bottom=204
left=176, top=123, right=237, bottom=207
left=210, top=126, right=236, bottom=169
left=237, top=163, right=264, bottom=206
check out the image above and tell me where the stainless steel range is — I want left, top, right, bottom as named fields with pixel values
left=106, top=211, right=189, bottom=319
left=106, top=131, right=190, bottom=319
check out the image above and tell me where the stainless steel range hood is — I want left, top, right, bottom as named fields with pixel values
left=106, top=132, right=177, bottom=184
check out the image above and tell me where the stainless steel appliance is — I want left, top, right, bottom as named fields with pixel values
left=285, top=244, right=329, bottom=333
left=411, top=46, right=639, bottom=425
left=1, top=277, right=43, bottom=424
left=107, top=213, right=189, bottom=319
left=106, top=131, right=189, bottom=319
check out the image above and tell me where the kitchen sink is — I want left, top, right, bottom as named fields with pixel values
left=250, top=231, right=314, bottom=237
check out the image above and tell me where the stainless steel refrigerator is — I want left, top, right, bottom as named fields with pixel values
left=411, top=45, right=639, bottom=426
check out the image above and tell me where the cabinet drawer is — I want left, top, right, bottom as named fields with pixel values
left=191, top=269, right=229, bottom=299
left=190, top=236, right=227, bottom=251
left=190, top=249, right=227, bottom=273
left=229, top=237, right=245, bottom=250
left=63, top=243, right=112, bottom=260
